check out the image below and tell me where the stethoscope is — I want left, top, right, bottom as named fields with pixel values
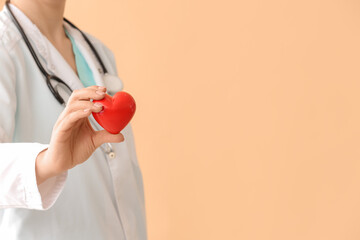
left=5, top=0, right=121, bottom=159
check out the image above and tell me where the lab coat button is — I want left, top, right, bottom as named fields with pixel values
left=108, top=152, right=116, bottom=159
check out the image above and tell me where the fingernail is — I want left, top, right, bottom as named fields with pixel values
left=84, top=108, right=90, bottom=112
left=96, top=90, right=105, bottom=95
left=94, top=102, right=103, bottom=108
left=98, top=86, right=106, bottom=91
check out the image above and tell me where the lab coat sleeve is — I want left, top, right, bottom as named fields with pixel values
left=0, top=43, right=67, bottom=210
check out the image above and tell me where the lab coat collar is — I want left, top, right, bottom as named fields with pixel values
left=4, top=3, right=105, bottom=91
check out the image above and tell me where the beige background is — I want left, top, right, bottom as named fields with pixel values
left=2, top=0, right=360, bottom=239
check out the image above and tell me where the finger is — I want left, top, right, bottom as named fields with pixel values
left=65, top=101, right=103, bottom=114
left=56, top=101, right=103, bottom=126
left=58, top=109, right=92, bottom=132
left=67, top=86, right=107, bottom=104
left=57, top=86, right=105, bottom=124
left=93, top=130, right=124, bottom=148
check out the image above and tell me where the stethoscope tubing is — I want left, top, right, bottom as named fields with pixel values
left=5, top=0, right=110, bottom=105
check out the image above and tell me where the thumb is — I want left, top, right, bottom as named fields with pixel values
left=93, top=130, right=124, bottom=148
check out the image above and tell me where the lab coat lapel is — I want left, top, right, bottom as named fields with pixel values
left=43, top=37, right=84, bottom=91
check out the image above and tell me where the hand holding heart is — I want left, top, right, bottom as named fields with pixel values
left=35, top=86, right=132, bottom=185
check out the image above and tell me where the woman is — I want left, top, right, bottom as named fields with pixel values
left=0, top=0, right=147, bottom=239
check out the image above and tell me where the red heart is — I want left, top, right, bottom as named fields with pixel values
left=92, top=91, right=136, bottom=134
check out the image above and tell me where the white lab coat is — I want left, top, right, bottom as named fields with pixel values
left=0, top=4, right=147, bottom=240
